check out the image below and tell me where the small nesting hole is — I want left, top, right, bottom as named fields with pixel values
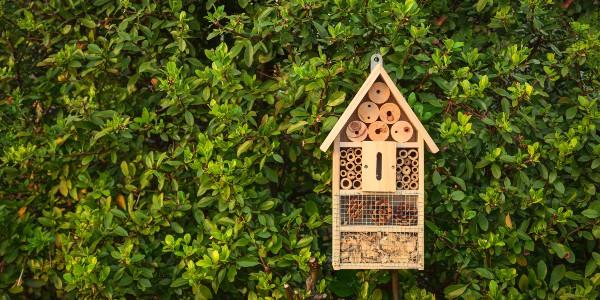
left=376, top=90, right=381, bottom=94
left=404, top=127, right=410, bottom=132
left=375, top=129, right=381, bottom=134
left=386, top=111, right=392, bottom=116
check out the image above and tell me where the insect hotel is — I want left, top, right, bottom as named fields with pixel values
left=320, top=55, right=439, bottom=270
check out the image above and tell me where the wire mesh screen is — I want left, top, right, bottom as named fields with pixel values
left=340, top=194, right=418, bottom=226
left=396, top=148, right=419, bottom=190
left=340, top=232, right=419, bottom=265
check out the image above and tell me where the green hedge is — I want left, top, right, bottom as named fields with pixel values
left=1, top=0, right=599, bottom=299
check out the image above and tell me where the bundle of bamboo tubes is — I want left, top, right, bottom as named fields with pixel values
left=339, top=147, right=362, bottom=190
left=396, top=149, right=419, bottom=190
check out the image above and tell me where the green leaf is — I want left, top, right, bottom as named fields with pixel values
left=322, top=116, right=338, bottom=132
left=491, top=164, right=501, bottom=179
left=582, top=209, right=600, bottom=218
left=327, top=91, right=346, bottom=106
left=451, top=191, right=465, bottom=201
left=287, top=121, right=307, bottom=134
left=236, top=257, right=260, bottom=267
left=444, top=284, right=468, bottom=299
left=120, top=161, right=129, bottom=176
left=537, top=260, right=547, bottom=280
left=114, top=226, right=128, bottom=237
left=237, top=140, right=253, bottom=157
left=549, top=265, right=566, bottom=289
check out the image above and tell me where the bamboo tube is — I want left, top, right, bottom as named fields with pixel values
left=398, top=149, right=408, bottom=158
left=346, top=121, right=368, bottom=142
left=340, top=170, right=347, bottom=178
left=391, top=121, right=414, bottom=143
left=347, top=148, right=355, bottom=155
left=340, top=159, right=346, bottom=167
left=402, top=182, right=409, bottom=190
left=352, top=180, right=362, bottom=189
left=403, top=158, right=412, bottom=167
left=409, top=181, right=418, bottom=190
left=347, top=171, right=356, bottom=180
left=346, top=153, right=355, bottom=162
left=411, top=166, right=418, bottom=174
left=357, top=101, right=379, bottom=123
left=408, top=149, right=418, bottom=160
left=368, top=82, right=390, bottom=104
left=340, top=149, right=347, bottom=159
left=397, top=157, right=403, bottom=165
left=341, top=178, right=352, bottom=190
left=411, top=159, right=419, bottom=167
left=396, top=181, right=402, bottom=189
left=354, top=164, right=362, bottom=173
left=354, top=148, right=362, bottom=156
left=345, top=162, right=355, bottom=172
left=402, top=175, right=411, bottom=184
left=402, top=166, right=411, bottom=175
left=355, top=156, right=362, bottom=165
left=379, top=103, right=401, bottom=124
left=356, top=173, right=362, bottom=180
left=411, top=173, right=418, bottom=181
left=368, top=121, right=389, bottom=141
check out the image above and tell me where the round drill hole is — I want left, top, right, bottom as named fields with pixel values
left=375, top=129, right=381, bottom=134
left=404, top=127, right=410, bottom=132
left=376, top=90, right=381, bottom=94
left=386, top=111, right=392, bottom=116
left=367, top=104, right=371, bottom=107
left=354, top=131, right=359, bottom=135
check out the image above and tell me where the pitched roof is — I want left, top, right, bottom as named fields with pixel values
left=319, top=64, right=439, bottom=153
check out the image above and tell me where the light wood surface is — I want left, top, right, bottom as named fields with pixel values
left=345, top=120, right=368, bottom=142
left=367, top=121, right=390, bottom=141
left=357, top=101, right=379, bottom=124
left=361, top=141, right=396, bottom=192
left=379, top=103, right=401, bottom=124
left=368, top=82, right=390, bottom=104
left=391, top=121, right=414, bottom=142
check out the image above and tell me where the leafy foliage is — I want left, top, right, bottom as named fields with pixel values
left=1, top=0, right=599, bottom=299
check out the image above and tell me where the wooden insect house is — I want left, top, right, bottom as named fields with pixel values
left=320, top=55, right=439, bottom=270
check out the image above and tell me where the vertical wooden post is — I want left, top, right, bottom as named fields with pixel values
left=391, top=270, right=400, bottom=300
left=418, top=135, right=425, bottom=269
left=332, top=136, right=341, bottom=270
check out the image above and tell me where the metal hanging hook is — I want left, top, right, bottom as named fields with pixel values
left=370, top=53, right=383, bottom=71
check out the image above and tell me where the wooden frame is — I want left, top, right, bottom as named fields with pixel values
left=324, top=57, right=437, bottom=270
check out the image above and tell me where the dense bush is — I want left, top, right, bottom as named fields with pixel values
left=1, top=0, right=599, bottom=298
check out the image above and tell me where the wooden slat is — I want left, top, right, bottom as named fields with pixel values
left=337, top=190, right=421, bottom=196
left=418, top=137, right=425, bottom=269
left=340, top=225, right=420, bottom=233
left=361, top=141, right=396, bottom=192
left=332, top=137, right=341, bottom=270
left=339, top=263, right=423, bottom=270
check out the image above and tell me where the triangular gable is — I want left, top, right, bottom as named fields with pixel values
left=319, top=64, right=439, bottom=153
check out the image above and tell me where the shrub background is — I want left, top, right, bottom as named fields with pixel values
left=1, top=0, right=599, bottom=299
